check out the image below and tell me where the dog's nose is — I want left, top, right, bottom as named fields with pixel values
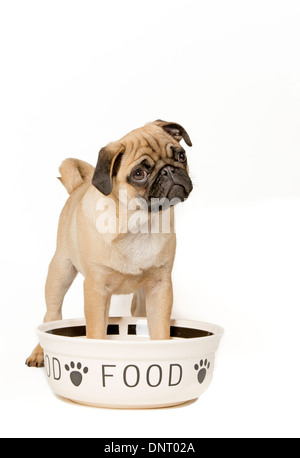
left=160, top=165, right=175, bottom=177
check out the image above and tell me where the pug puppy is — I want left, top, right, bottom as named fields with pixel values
left=26, top=120, right=193, bottom=367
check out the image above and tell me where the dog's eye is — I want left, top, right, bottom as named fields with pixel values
left=132, top=169, right=149, bottom=182
left=174, top=150, right=186, bottom=163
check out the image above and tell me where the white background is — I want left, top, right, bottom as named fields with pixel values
left=0, top=0, right=300, bottom=438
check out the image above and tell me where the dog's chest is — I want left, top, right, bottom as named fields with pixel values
left=113, top=233, right=167, bottom=274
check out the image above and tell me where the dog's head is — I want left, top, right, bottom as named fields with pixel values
left=92, top=120, right=193, bottom=210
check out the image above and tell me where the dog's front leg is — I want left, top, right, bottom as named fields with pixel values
left=145, top=275, right=173, bottom=340
left=84, top=274, right=111, bottom=339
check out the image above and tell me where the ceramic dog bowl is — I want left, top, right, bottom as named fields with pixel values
left=37, top=317, right=223, bottom=409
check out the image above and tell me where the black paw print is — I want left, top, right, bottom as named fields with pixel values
left=194, top=359, right=210, bottom=384
left=65, top=361, right=88, bottom=387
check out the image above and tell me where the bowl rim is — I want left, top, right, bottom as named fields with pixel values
left=37, top=316, right=224, bottom=347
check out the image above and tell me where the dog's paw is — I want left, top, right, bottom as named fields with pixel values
left=25, top=344, right=44, bottom=367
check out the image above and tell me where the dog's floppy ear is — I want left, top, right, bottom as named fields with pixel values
left=154, top=120, right=192, bottom=147
left=92, top=142, right=125, bottom=195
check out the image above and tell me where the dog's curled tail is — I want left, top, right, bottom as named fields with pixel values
left=58, top=159, right=95, bottom=195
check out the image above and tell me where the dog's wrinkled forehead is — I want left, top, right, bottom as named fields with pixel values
left=120, top=121, right=192, bottom=162
left=120, top=126, right=174, bottom=163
